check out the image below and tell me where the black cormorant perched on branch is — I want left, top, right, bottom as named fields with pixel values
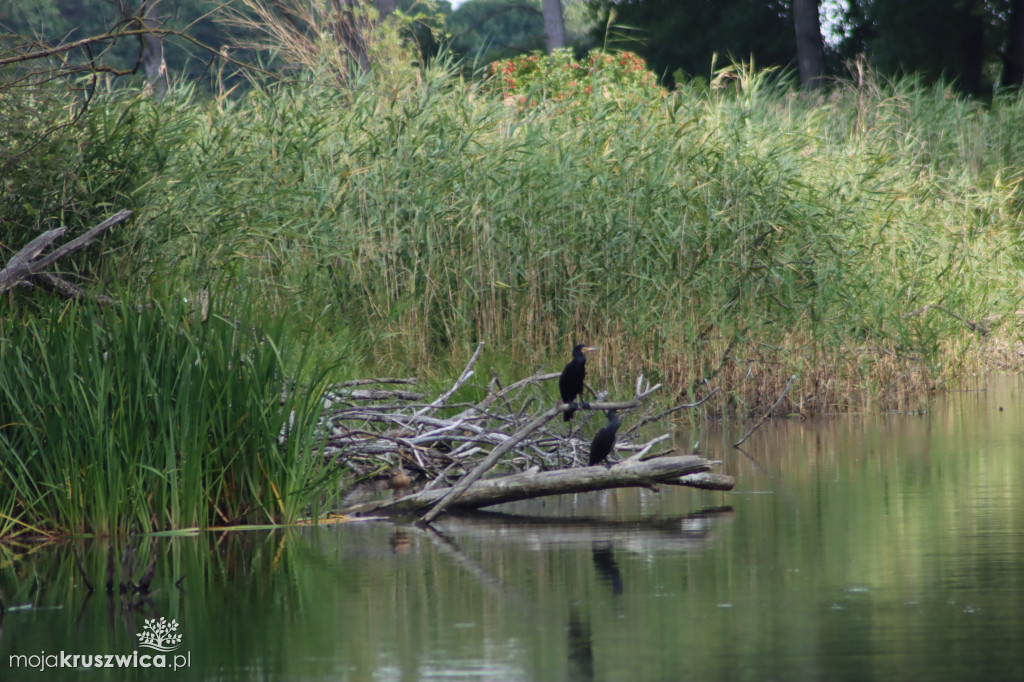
left=589, top=410, right=621, bottom=467
left=559, top=344, right=598, bottom=421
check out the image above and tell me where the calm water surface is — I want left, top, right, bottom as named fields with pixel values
left=2, top=377, right=1023, bottom=681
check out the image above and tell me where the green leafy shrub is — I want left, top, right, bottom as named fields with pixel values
left=486, top=48, right=663, bottom=112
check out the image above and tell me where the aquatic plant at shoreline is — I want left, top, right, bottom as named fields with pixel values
left=0, top=291, right=339, bottom=539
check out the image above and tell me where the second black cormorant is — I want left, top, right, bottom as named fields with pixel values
left=589, top=409, right=621, bottom=468
left=559, top=344, right=598, bottom=421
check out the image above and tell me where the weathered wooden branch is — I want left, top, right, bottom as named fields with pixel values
left=905, top=302, right=990, bottom=335
left=417, top=372, right=663, bottom=522
left=625, top=388, right=720, bottom=435
left=344, top=455, right=725, bottom=517
left=33, top=271, right=117, bottom=305
left=341, top=388, right=427, bottom=401
left=664, top=471, right=736, bottom=491
left=33, top=210, right=133, bottom=272
left=419, top=402, right=566, bottom=522
left=414, top=341, right=485, bottom=418
left=0, top=229, right=66, bottom=290
left=0, top=210, right=132, bottom=298
left=460, top=370, right=560, bottom=419
left=338, top=377, right=419, bottom=387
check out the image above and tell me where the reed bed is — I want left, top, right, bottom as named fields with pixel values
left=4, top=59, right=1024, bottom=418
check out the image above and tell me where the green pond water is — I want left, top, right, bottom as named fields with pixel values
left=2, top=376, right=1023, bottom=681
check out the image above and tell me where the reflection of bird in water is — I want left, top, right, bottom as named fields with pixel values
left=389, top=467, right=410, bottom=498
left=567, top=604, right=595, bottom=682
left=559, top=344, right=598, bottom=422
left=389, top=527, right=412, bottom=554
left=591, top=541, right=623, bottom=595
left=589, top=410, right=621, bottom=468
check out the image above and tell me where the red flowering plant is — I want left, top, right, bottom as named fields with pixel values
left=486, top=48, right=663, bottom=114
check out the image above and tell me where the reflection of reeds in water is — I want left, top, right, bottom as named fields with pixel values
left=0, top=532, right=189, bottom=653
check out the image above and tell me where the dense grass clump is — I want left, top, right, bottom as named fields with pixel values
left=0, top=293, right=336, bottom=538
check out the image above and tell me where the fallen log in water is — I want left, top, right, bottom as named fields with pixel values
left=341, top=455, right=732, bottom=517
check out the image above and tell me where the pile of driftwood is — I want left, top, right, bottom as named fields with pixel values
left=321, top=343, right=734, bottom=520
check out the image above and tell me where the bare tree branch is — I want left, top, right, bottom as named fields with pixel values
left=0, top=210, right=132, bottom=296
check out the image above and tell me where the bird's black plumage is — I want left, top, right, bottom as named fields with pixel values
left=559, top=344, right=596, bottom=422
left=589, top=410, right=621, bottom=467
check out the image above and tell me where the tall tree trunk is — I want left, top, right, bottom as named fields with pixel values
left=1005, top=0, right=1024, bottom=86
left=1004, top=0, right=1024, bottom=86
left=542, top=0, right=566, bottom=53
left=792, top=0, right=825, bottom=89
left=960, top=0, right=986, bottom=96
left=374, top=0, right=397, bottom=18
left=115, top=0, right=168, bottom=96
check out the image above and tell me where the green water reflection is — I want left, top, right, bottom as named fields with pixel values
left=2, top=377, right=1023, bottom=681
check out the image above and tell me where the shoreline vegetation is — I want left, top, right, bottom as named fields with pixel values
left=4, top=34, right=1024, bottom=536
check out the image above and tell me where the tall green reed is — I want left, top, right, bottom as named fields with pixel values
left=0, top=290, right=339, bottom=538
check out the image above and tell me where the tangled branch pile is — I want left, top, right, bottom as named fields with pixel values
left=316, top=344, right=720, bottom=488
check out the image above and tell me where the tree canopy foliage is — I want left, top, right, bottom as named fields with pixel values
left=4, top=0, right=1024, bottom=96
left=0, top=0, right=232, bottom=77
left=836, top=0, right=1015, bottom=95
left=445, top=0, right=547, bottom=63
left=590, top=0, right=797, bottom=86
left=585, top=0, right=1024, bottom=94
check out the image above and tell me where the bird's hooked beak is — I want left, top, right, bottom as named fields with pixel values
left=583, top=346, right=600, bottom=352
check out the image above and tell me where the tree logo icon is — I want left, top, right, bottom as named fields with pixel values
left=137, top=617, right=183, bottom=652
